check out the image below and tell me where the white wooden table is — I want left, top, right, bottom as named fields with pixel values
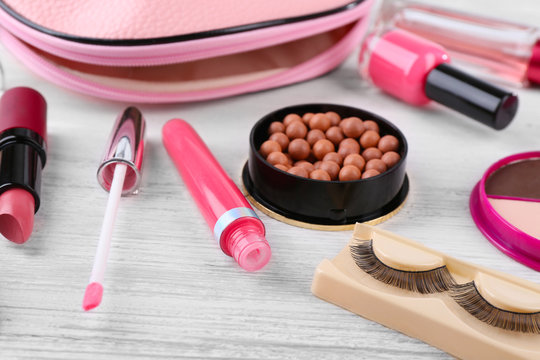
left=1, top=1, right=539, bottom=359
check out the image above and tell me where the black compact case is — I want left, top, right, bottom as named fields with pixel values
left=242, top=103, right=409, bottom=229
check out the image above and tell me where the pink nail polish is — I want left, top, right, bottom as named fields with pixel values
left=388, top=1, right=540, bottom=87
left=359, top=28, right=518, bottom=130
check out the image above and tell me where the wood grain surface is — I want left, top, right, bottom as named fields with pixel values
left=0, top=1, right=539, bottom=359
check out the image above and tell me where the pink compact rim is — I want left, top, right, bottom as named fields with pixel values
left=470, top=151, right=540, bottom=271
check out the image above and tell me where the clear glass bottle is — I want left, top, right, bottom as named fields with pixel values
left=357, top=2, right=518, bottom=130
left=385, top=0, right=540, bottom=87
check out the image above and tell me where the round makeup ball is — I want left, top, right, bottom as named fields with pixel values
left=269, top=132, right=289, bottom=151
left=266, top=151, right=288, bottom=166
left=360, top=130, right=380, bottom=149
left=288, top=138, right=310, bottom=161
left=344, top=154, right=366, bottom=171
left=325, top=111, right=341, bottom=126
left=295, top=160, right=315, bottom=173
left=309, top=113, right=332, bottom=132
left=310, top=169, right=331, bottom=181
left=323, top=152, right=344, bottom=166
left=313, top=139, right=335, bottom=160
left=283, top=113, right=302, bottom=127
left=268, top=121, right=285, bottom=134
left=362, top=147, right=383, bottom=162
left=378, top=135, right=400, bottom=153
left=363, top=120, right=379, bottom=133
left=340, top=117, right=365, bottom=138
left=339, top=165, right=362, bottom=181
left=288, top=166, right=309, bottom=178
left=260, top=140, right=281, bottom=158
left=366, top=159, right=387, bottom=173
left=338, top=138, right=360, bottom=157
left=319, top=161, right=340, bottom=180
left=306, top=129, right=326, bottom=146
left=381, top=151, right=401, bottom=168
left=362, top=169, right=380, bottom=179
left=302, top=112, right=315, bottom=125
left=326, top=126, right=344, bottom=146
left=285, top=120, right=308, bottom=139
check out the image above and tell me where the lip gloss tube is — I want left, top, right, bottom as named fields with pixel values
left=358, top=27, right=518, bottom=130
left=162, top=119, right=271, bottom=272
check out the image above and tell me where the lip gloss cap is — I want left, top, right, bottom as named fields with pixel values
left=527, top=39, right=540, bottom=85
left=425, top=63, right=518, bottom=130
left=231, top=229, right=271, bottom=272
left=97, top=107, right=146, bottom=195
left=221, top=216, right=271, bottom=272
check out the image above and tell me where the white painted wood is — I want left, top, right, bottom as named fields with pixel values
left=0, top=1, right=539, bottom=358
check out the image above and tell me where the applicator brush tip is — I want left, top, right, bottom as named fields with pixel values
left=83, top=282, right=103, bottom=311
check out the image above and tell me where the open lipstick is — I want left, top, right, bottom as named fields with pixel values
left=162, top=119, right=271, bottom=272
left=0, top=87, right=47, bottom=244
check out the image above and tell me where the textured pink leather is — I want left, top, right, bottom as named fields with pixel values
left=3, top=0, right=356, bottom=39
left=0, top=0, right=373, bottom=103
left=0, top=0, right=371, bottom=66
left=0, top=17, right=368, bottom=103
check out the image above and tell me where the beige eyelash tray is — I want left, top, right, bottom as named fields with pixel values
left=311, top=224, right=540, bottom=359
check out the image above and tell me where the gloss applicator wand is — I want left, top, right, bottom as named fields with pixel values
left=0, top=87, right=47, bottom=244
left=83, top=107, right=146, bottom=311
left=162, top=119, right=271, bottom=271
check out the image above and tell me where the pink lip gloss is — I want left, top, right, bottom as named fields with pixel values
left=162, top=119, right=271, bottom=272
left=387, top=1, right=540, bottom=87
left=358, top=27, right=518, bottom=130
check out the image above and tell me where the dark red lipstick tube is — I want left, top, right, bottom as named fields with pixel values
left=0, top=87, right=47, bottom=243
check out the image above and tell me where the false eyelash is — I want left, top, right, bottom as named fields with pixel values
left=350, top=240, right=456, bottom=294
left=449, top=281, right=540, bottom=334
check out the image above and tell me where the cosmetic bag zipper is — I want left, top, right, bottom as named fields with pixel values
left=0, top=0, right=373, bottom=103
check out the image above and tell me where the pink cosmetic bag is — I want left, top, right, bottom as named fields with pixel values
left=0, top=0, right=373, bottom=103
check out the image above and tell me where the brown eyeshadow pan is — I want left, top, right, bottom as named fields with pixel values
left=470, top=152, right=540, bottom=271
left=484, top=158, right=540, bottom=200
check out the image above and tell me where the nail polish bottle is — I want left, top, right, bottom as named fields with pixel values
left=358, top=23, right=518, bottom=130
left=387, top=1, right=540, bottom=87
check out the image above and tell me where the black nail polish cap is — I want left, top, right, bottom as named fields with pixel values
left=425, top=63, right=518, bottom=130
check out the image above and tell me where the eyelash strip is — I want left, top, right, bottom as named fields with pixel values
left=350, top=240, right=456, bottom=294
left=350, top=240, right=540, bottom=333
left=450, top=281, right=540, bottom=334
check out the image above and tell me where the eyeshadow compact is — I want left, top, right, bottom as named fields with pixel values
left=470, top=152, right=540, bottom=270
left=242, top=103, right=409, bottom=230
